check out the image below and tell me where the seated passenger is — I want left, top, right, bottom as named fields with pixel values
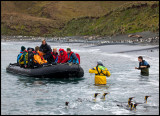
left=66, top=48, right=79, bottom=64
left=51, top=48, right=58, bottom=63
left=57, top=48, right=68, bottom=63
left=34, top=46, right=48, bottom=67
left=27, top=48, right=35, bottom=68
left=27, top=47, right=31, bottom=51
left=17, top=46, right=26, bottom=63
left=18, top=46, right=28, bottom=68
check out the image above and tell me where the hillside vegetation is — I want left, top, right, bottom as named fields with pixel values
left=1, top=1, right=159, bottom=37
left=61, top=1, right=159, bottom=36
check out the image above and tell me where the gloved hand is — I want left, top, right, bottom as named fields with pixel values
left=69, top=62, right=72, bottom=66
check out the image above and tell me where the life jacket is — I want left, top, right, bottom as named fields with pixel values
left=32, top=51, right=36, bottom=54
left=68, top=52, right=80, bottom=64
left=139, top=60, right=150, bottom=68
left=37, top=51, right=44, bottom=60
left=68, top=52, right=74, bottom=60
left=33, top=51, right=47, bottom=64
left=51, top=52, right=58, bottom=60
left=18, top=51, right=28, bottom=65
left=96, top=65, right=110, bottom=76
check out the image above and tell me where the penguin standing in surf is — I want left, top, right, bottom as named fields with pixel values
left=101, top=93, right=109, bottom=100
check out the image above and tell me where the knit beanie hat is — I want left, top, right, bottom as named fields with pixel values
left=67, top=48, right=71, bottom=51
left=21, top=46, right=26, bottom=51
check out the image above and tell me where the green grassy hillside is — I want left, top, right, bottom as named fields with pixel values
left=1, top=1, right=159, bottom=37
left=61, top=1, right=159, bottom=36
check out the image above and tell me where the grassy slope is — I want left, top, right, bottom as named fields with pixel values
left=1, top=1, right=62, bottom=36
left=2, top=1, right=129, bottom=20
left=61, top=1, right=159, bottom=36
left=1, top=1, right=132, bottom=36
left=1, top=1, right=159, bottom=37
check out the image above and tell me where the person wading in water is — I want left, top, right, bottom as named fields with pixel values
left=135, top=56, right=150, bottom=76
left=89, top=60, right=111, bottom=85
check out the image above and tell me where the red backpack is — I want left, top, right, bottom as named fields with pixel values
left=75, top=53, right=80, bottom=64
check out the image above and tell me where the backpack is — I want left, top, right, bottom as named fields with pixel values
left=75, top=53, right=80, bottom=64
left=17, top=53, right=22, bottom=64
left=98, top=65, right=109, bottom=76
left=19, top=52, right=28, bottom=65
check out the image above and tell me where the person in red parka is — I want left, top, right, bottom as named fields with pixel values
left=57, top=48, right=68, bottom=63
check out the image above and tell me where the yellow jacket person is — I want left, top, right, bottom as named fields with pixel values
left=89, top=60, right=111, bottom=85
left=34, top=46, right=47, bottom=65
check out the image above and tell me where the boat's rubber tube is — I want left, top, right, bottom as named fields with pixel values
left=6, top=63, right=84, bottom=78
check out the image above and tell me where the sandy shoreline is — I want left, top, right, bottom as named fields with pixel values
left=82, top=42, right=159, bottom=58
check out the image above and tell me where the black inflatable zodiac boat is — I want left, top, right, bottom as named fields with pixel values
left=6, top=63, right=84, bottom=78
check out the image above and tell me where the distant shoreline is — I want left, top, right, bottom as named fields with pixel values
left=116, top=46, right=159, bottom=53
left=1, top=31, right=159, bottom=46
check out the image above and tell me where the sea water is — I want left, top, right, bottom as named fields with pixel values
left=1, top=41, right=159, bottom=115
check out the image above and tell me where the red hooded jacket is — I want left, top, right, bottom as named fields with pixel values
left=57, top=48, right=68, bottom=63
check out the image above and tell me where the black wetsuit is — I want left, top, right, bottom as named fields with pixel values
left=40, top=43, right=53, bottom=63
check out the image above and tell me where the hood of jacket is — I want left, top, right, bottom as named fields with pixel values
left=59, top=48, right=67, bottom=56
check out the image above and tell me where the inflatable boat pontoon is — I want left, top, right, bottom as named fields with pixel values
left=6, top=63, right=84, bottom=78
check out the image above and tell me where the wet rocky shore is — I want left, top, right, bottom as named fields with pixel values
left=1, top=31, right=159, bottom=45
